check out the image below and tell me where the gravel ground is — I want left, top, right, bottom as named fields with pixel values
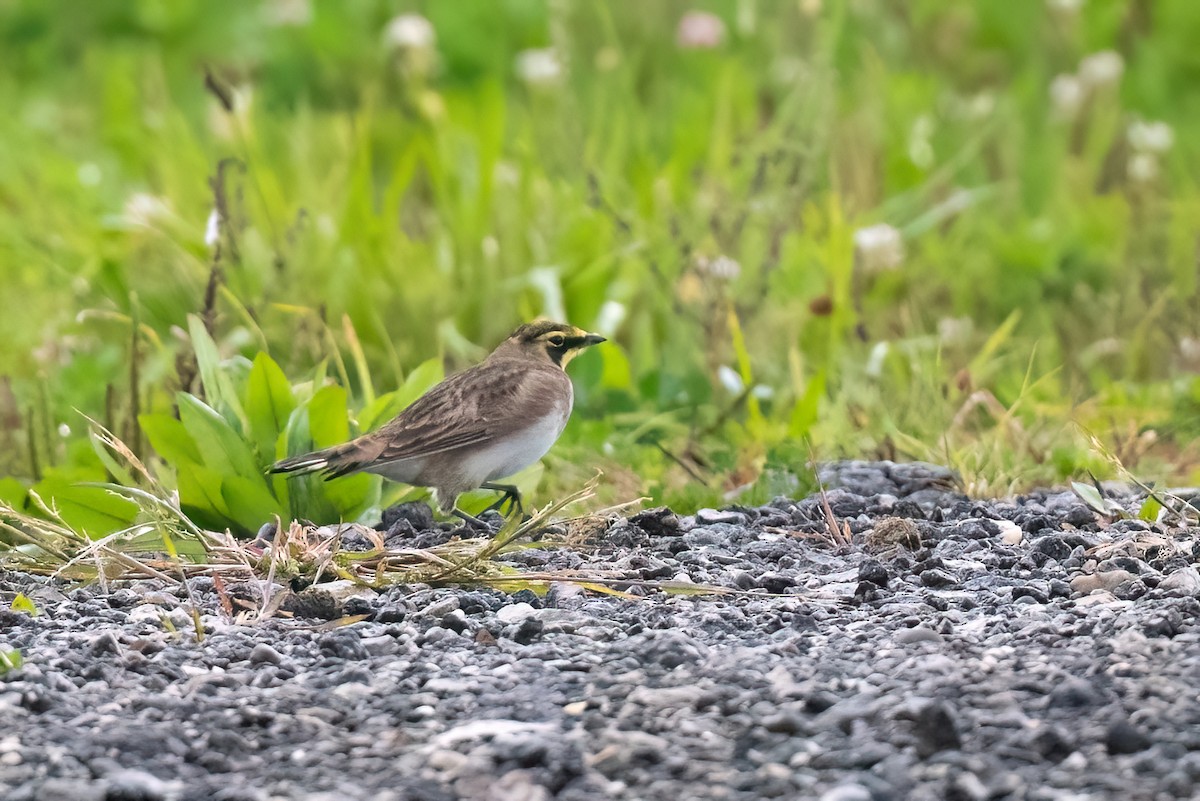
left=2, top=461, right=1200, bottom=801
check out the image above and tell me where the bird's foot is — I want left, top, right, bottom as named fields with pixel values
left=480, top=482, right=524, bottom=517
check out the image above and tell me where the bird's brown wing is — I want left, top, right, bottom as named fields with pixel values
left=324, top=359, right=564, bottom=477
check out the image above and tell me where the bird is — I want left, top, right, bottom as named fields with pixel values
left=270, top=321, right=605, bottom=525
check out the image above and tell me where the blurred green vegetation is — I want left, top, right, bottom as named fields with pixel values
left=2, top=0, right=1200, bottom=536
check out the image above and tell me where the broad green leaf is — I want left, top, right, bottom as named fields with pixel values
left=357, top=390, right=404, bottom=434
left=176, top=461, right=232, bottom=531
left=28, top=479, right=139, bottom=539
left=140, top=413, right=203, bottom=466
left=320, top=473, right=381, bottom=524
left=1138, top=496, right=1163, bottom=523
left=352, top=352, right=444, bottom=434
left=245, top=352, right=296, bottom=463
left=0, top=478, right=27, bottom=510
left=122, top=529, right=210, bottom=560
left=280, top=395, right=334, bottom=522
left=279, top=385, right=380, bottom=524
left=222, top=474, right=283, bottom=534
left=177, top=393, right=261, bottom=480
left=357, top=356, right=445, bottom=432
left=1072, top=481, right=1107, bottom=513
left=187, top=314, right=247, bottom=431
left=598, top=343, right=633, bottom=391
left=306, top=385, right=352, bottom=447
left=391, top=358, right=444, bottom=412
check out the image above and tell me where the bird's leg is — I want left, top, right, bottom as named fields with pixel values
left=480, top=482, right=524, bottom=516
left=438, top=489, right=491, bottom=530
left=451, top=507, right=491, bottom=529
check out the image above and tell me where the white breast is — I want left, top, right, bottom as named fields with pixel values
left=459, top=396, right=572, bottom=485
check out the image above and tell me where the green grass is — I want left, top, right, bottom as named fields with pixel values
left=2, top=0, right=1200, bottom=544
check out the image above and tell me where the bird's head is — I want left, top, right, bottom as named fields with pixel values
left=497, top=321, right=606, bottom=368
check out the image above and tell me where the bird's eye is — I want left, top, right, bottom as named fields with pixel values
left=547, top=335, right=566, bottom=348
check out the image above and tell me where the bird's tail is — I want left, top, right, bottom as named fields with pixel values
left=269, top=445, right=359, bottom=480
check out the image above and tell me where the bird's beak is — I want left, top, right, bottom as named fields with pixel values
left=582, top=333, right=607, bottom=346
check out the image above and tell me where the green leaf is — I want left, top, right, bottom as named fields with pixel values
left=222, top=474, right=282, bottom=532
left=357, top=390, right=404, bottom=434
left=177, top=393, right=262, bottom=479
left=29, top=479, right=139, bottom=538
left=140, top=413, right=203, bottom=466
left=187, top=314, right=247, bottom=431
left=280, top=384, right=380, bottom=524
left=88, top=427, right=135, bottom=487
left=788, top=370, right=826, bottom=439
left=306, top=385, right=352, bottom=447
left=357, top=356, right=444, bottom=433
left=1138, top=496, right=1163, bottom=523
left=598, top=344, right=633, bottom=391
left=0, top=648, right=23, bottom=676
left=391, top=358, right=444, bottom=411
left=176, top=461, right=232, bottom=530
left=0, top=478, right=27, bottom=510
left=121, top=529, right=210, bottom=560
left=10, top=593, right=38, bottom=616
left=244, top=352, right=296, bottom=463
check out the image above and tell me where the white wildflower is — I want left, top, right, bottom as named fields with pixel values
left=1079, top=50, right=1124, bottom=89
left=1049, top=73, right=1084, bottom=117
left=717, top=365, right=744, bottom=394
left=865, top=342, right=889, bottom=378
left=854, top=223, right=905, bottom=273
left=938, top=317, right=974, bottom=346
left=204, top=209, right=221, bottom=249
left=264, top=0, right=311, bottom=27
left=384, top=14, right=437, bottom=78
left=316, top=214, right=337, bottom=239
left=677, top=11, right=726, bottom=49
left=1046, top=0, right=1085, bottom=15
left=1127, top=120, right=1174, bottom=154
left=515, top=48, right=563, bottom=87
left=1180, top=336, right=1200, bottom=366
left=124, top=193, right=171, bottom=226
left=965, top=92, right=995, bottom=121
left=77, top=162, right=101, bottom=187
left=751, top=384, right=775, bottom=400
left=493, top=161, right=521, bottom=187
left=481, top=235, right=500, bottom=261
left=699, top=255, right=742, bottom=281
left=57, top=423, right=71, bottom=438
left=383, top=14, right=435, bottom=51
left=1127, top=152, right=1159, bottom=183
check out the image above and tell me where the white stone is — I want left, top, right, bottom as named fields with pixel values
left=1160, top=566, right=1200, bottom=598
left=496, top=602, right=536, bottom=624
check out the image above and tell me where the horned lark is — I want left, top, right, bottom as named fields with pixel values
left=271, top=321, right=605, bottom=524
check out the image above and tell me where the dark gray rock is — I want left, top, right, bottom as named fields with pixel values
left=3, top=462, right=1198, bottom=801
left=1106, top=720, right=1152, bottom=754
